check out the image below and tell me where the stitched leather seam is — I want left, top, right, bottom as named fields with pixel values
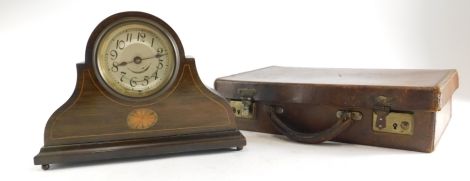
left=427, top=113, right=431, bottom=152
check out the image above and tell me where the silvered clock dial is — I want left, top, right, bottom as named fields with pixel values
left=94, top=18, right=177, bottom=98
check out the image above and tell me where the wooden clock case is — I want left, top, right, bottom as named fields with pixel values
left=34, top=12, right=246, bottom=170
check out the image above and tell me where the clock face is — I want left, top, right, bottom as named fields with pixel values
left=94, top=18, right=177, bottom=98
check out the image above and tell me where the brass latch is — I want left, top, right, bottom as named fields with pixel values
left=230, top=88, right=257, bottom=119
left=374, top=105, right=390, bottom=129
left=371, top=95, right=413, bottom=135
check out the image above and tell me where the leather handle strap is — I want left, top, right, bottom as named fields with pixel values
left=263, top=105, right=353, bottom=144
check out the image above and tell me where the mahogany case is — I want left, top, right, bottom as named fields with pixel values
left=214, top=66, right=459, bottom=152
left=33, top=12, right=246, bottom=169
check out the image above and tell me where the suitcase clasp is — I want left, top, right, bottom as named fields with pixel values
left=229, top=88, right=257, bottom=119
left=370, top=96, right=397, bottom=129
left=373, top=106, right=390, bottom=129
left=371, top=96, right=414, bottom=135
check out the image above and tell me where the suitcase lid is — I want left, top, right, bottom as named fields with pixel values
left=215, top=66, right=459, bottom=111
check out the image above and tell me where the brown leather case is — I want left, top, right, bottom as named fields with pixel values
left=214, top=66, right=459, bottom=152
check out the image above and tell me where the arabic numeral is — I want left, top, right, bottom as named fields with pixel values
left=142, top=76, right=149, bottom=86
left=120, top=72, right=126, bottom=82
left=126, top=33, right=132, bottom=42
left=110, top=50, right=118, bottom=60
left=112, top=62, right=119, bottom=72
left=154, top=62, right=164, bottom=80
left=116, top=40, right=125, bottom=50
left=137, top=32, right=146, bottom=42
left=130, top=77, right=137, bottom=87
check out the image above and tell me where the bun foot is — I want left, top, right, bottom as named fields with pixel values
left=41, top=164, right=50, bottom=170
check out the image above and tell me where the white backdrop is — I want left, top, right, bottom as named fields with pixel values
left=1, top=0, right=469, bottom=180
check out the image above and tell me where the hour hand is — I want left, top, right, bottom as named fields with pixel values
left=114, top=60, right=134, bottom=67
left=154, top=53, right=167, bottom=59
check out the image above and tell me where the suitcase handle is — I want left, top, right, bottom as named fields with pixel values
left=263, top=105, right=353, bottom=144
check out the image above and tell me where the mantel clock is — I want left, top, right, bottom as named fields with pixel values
left=34, top=11, right=246, bottom=170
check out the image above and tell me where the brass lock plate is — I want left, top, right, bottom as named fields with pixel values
left=230, top=100, right=256, bottom=119
left=373, top=112, right=413, bottom=135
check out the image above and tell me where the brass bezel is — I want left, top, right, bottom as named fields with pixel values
left=92, top=17, right=179, bottom=99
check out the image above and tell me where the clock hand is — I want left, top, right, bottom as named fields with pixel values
left=114, top=60, right=135, bottom=67
left=140, top=53, right=168, bottom=61
left=155, top=53, right=167, bottom=59
left=114, top=53, right=168, bottom=67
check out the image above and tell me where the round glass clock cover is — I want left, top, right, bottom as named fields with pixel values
left=94, top=18, right=177, bottom=98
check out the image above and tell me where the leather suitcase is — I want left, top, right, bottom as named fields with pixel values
left=214, top=66, right=459, bottom=152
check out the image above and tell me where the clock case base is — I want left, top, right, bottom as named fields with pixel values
left=34, top=130, right=245, bottom=167
left=34, top=58, right=246, bottom=169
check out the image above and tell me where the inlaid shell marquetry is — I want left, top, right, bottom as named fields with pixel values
left=127, top=109, right=158, bottom=129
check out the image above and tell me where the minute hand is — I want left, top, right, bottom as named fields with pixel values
left=141, top=53, right=168, bottom=61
